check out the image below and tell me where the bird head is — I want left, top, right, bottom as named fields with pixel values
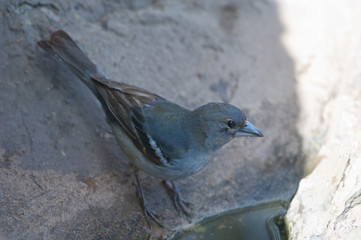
left=188, top=102, right=263, bottom=152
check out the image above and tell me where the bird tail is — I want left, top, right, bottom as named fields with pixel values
left=37, top=30, right=100, bottom=96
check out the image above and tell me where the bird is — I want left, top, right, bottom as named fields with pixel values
left=37, top=30, right=263, bottom=228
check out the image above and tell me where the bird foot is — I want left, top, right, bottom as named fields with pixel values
left=163, top=180, right=193, bottom=220
left=134, top=173, right=168, bottom=229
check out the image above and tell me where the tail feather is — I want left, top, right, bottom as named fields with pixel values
left=38, top=30, right=98, bottom=95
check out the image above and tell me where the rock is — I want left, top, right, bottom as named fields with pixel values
left=0, top=0, right=300, bottom=239
left=282, top=1, right=361, bottom=239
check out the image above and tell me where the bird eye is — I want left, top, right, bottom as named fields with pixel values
left=227, top=120, right=236, bottom=128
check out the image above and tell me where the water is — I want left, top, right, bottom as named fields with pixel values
left=170, top=201, right=287, bottom=240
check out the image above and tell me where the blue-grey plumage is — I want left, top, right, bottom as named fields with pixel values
left=38, top=30, right=263, bottom=181
left=38, top=30, right=263, bottom=227
left=142, top=101, right=263, bottom=180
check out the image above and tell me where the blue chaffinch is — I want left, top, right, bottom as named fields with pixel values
left=38, top=30, right=263, bottom=228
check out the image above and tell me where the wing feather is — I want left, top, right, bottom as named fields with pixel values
left=91, top=73, right=168, bottom=166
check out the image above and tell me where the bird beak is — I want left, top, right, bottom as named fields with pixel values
left=235, top=120, right=263, bottom=137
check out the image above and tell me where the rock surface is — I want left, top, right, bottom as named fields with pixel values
left=282, top=1, right=361, bottom=239
left=0, top=0, right=300, bottom=239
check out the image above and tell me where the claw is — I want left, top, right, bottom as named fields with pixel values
left=134, top=171, right=168, bottom=229
left=163, top=180, right=193, bottom=220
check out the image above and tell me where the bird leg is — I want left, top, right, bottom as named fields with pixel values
left=162, top=180, right=193, bottom=219
left=134, top=170, right=166, bottom=229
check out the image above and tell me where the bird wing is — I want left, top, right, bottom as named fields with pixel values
left=91, top=73, right=169, bottom=166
